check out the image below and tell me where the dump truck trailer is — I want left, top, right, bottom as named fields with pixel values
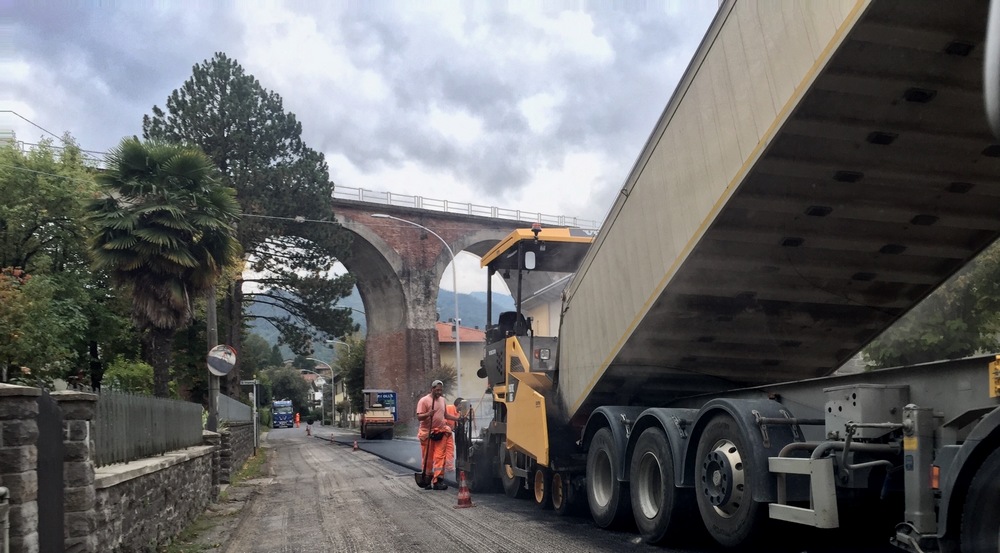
left=457, top=1, right=1000, bottom=551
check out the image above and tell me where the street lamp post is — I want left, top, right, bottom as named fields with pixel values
left=326, top=339, right=352, bottom=356
left=324, top=340, right=352, bottom=426
left=298, top=367, right=328, bottom=426
left=371, top=213, right=461, bottom=398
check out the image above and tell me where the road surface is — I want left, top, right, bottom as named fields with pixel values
left=223, top=426, right=897, bottom=553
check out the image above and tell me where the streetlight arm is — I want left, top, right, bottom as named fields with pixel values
left=372, top=214, right=456, bottom=260
left=325, top=339, right=352, bottom=355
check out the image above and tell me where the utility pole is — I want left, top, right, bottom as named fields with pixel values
left=206, top=286, right=219, bottom=432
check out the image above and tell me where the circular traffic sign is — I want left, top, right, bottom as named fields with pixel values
left=207, top=344, right=237, bottom=376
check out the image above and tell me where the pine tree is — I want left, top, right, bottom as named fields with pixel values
left=143, top=52, right=358, bottom=393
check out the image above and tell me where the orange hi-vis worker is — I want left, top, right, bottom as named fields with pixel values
left=294, top=412, right=300, bottom=428
left=416, top=380, right=461, bottom=490
left=445, top=397, right=465, bottom=477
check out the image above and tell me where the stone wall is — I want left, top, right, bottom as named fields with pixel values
left=0, top=385, right=40, bottom=553
left=94, top=446, right=214, bottom=553
left=220, top=421, right=255, bottom=484
left=0, top=384, right=236, bottom=553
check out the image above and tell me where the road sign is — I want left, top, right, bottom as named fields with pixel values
left=207, top=344, right=237, bottom=376
left=240, top=379, right=257, bottom=385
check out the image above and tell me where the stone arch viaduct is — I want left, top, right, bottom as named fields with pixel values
left=331, top=196, right=594, bottom=425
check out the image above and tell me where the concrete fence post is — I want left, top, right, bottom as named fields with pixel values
left=52, top=391, right=98, bottom=553
left=0, top=384, right=41, bottom=553
left=203, top=431, right=221, bottom=500
left=219, top=428, right=233, bottom=484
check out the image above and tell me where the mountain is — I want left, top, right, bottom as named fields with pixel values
left=437, top=290, right=515, bottom=330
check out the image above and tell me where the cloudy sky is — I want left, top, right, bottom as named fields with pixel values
left=6, top=1, right=719, bottom=292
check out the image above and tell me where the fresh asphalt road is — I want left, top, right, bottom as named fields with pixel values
left=225, top=426, right=676, bottom=553
left=324, top=428, right=900, bottom=553
left=226, top=426, right=898, bottom=553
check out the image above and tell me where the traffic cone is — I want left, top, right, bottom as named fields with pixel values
left=353, top=440, right=358, bottom=451
left=454, top=471, right=474, bottom=509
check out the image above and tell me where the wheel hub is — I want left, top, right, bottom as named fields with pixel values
left=700, top=439, right=745, bottom=518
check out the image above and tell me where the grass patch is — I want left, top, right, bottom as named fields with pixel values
left=159, top=515, right=226, bottom=552
left=232, top=449, right=269, bottom=484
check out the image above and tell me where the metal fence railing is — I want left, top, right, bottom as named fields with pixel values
left=93, top=390, right=204, bottom=468
left=332, top=185, right=599, bottom=229
left=219, top=394, right=252, bottom=422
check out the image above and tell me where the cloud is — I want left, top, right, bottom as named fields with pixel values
left=6, top=1, right=718, bottom=225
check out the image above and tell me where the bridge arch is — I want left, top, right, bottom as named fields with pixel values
left=334, top=204, right=522, bottom=423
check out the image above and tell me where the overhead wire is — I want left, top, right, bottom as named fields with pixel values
left=1, top=110, right=69, bottom=144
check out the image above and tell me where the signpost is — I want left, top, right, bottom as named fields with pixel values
left=312, top=377, right=327, bottom=426
left=240, top=378, right=259, bottom=451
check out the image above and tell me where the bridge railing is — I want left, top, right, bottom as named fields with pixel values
left=333, top=185, right=598, bottom=228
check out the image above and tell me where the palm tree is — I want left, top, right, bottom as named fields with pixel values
left=88, top=138, right=241, bottom=397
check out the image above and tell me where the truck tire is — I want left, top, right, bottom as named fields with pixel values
left=552, top=471, right=575, bottom=516
left=500, top=448, right=529, bottom=499
left=961, top=446, right=1000, bottom=553
left=533, top=467, right=553, bottom=509
left=695, top=414, right=766, bottom=548
left=629, top=427, right=695, bottom=545
left=587, top=427, right=631, bottom=528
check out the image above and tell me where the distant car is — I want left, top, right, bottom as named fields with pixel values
left=360, top=404, right=395, bottom=440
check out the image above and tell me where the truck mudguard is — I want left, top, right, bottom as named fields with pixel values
left=683, top=398, right=802, bottom=503
left=626, top=408, right=700, bottom=489
left=583, top=406, right=647, bottom=482
left=935, top=406, right=1000, bottom=542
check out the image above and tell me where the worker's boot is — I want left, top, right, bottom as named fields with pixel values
left=432, top=479, right=448, bottom=490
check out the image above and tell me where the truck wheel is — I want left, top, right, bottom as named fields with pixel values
left=630, top=427, right=695, bottom=545
left=533, top=467, right=553, bottom=509
left=552, top=471, right=575, bottom=515
left=383, top=429, right=394, bottom=440
left=695, top=414, right=766, bottom=548
left=500, top=448, right=528, bottom=499
left=587, top=427, right=631, bottom=528
left=961, top=446, right=1000, bottom=553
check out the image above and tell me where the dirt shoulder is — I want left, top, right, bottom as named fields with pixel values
left=159, top=443, right=274, bottom=553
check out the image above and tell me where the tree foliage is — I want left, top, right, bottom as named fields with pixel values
left=265, top=366, right=311, bottom=414
left=87, top=138, right=242, bottom=396
left=0, top=139, right=118, bottom=386
left=240, top=333, right=276, bottom=378
left=102, top=357, right=155, bottom=394
left=141, top=52, right=357, bottom=385
left=429, top=363, right=457, bottom=397
left=863, top=241, right=1000, bottom=368
left=337, top=336, right=366, bottom=413
left=0, top=269, right=85, bottom=385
